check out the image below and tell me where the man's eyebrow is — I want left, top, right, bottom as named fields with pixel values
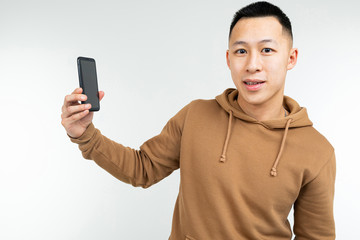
left=231, top=39, right=278, bottom=47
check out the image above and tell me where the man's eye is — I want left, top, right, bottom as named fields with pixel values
left=236, top=49, right=247, bottom=54
left=262, top=48, right=273, bottom=53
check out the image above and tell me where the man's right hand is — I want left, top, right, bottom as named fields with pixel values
left=61, top=88, right=105, bottom=138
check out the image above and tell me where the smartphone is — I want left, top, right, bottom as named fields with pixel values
left=77, top=56, right=100, bottom=111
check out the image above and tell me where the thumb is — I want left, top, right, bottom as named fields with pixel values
left=99, top=91, right=105, bottom=101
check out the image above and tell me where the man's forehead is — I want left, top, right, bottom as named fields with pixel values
left=233, top=17, right=282, bottom=33
left=229, top=17, right=289, bottom=47
left=231, top=39, right=279, bottom=47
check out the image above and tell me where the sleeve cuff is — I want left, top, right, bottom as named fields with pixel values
left=68, top=123, right=97, bottom=144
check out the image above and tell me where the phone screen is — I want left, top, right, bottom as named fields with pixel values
left=77, top=57, right=100, bottom=111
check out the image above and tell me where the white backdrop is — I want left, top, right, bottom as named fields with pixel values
left=1, top=0, right=359, bottom=239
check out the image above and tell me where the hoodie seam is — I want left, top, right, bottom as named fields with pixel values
left=181, top=99, right=197, bottom=133
left=301, top=149, right=335, bottom=187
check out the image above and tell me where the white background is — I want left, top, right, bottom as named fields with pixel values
left=0, top=0, right=359, bottom=239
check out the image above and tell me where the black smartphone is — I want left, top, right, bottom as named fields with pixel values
left=77, top=56, right=100, bottom=111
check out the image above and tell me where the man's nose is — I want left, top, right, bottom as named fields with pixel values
left=246, top=52, right=262, bottom=73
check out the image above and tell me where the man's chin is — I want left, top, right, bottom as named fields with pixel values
left=237, top=90, right=268, bottom=106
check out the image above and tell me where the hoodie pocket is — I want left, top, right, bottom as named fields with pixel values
left=185, top=235, right=197, bottom=240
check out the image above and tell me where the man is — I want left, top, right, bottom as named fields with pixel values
left=61, top=1, right=336, bottom=239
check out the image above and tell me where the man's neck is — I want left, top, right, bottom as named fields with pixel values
left=236, top=95, right=286, bottom=122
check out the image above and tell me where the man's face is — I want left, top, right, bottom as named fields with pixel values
left=226, top=16, right=297, bottom=106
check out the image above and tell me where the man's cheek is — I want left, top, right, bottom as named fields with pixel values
left=232, top=62, right=244, bottom=73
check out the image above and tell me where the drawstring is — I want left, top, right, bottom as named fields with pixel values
left=219, top=110, right=293, bottom=177
left=270, top=118, right=293, bottom=177
left=219, top=110, right=233, bottom=163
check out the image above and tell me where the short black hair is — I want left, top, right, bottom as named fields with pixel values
left=229, top=1, right=293, bottom=42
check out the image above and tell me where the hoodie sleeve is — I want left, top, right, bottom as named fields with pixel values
left=69, top=102, right=191, bottom=188
left=293, top=150, right=336, bottom=240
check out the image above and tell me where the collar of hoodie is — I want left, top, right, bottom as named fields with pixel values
left=215, top=88, right=313, bottom=177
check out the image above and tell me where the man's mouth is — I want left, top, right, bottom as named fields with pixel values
left=243, top=80, right=265, bottom=91
left=243, top=80, right=265, bottom=85
left=244, top=82, right=264, bottom=85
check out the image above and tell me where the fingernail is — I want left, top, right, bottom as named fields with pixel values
left=86, top=104, right=91, bottom=108
left=81, top=96, right=86, bottom=100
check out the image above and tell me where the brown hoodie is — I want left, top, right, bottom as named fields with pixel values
left=69, top=88, right=336, bottom=240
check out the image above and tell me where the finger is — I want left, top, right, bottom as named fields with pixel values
left=72, top=87, right=83, bottom=94
left=64, top=109, right=90, bottom=124
left=62, top=103, right=91, bottom=119
left=63, top=93, right=87, bottom=108
left=62, top=88, right=84, bottom=108
left=99, top=91, right=105, bottom=101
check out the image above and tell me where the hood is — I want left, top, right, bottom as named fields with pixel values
left=215, top=88, right=313, bottom=177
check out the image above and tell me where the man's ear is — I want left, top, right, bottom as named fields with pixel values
left=226, top=50, right=230, bottom=69
left=287, top=48, right=298, bottom=70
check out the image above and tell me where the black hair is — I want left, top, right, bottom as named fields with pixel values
left=229, top=1, right=293, bottom=42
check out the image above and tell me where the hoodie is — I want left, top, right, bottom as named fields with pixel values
left=69, top=88, right=336, bottom=240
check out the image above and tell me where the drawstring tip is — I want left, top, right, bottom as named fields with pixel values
left=270, top=167, right=277, bottom=177
left=219, top=155, right=226, bottom=163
